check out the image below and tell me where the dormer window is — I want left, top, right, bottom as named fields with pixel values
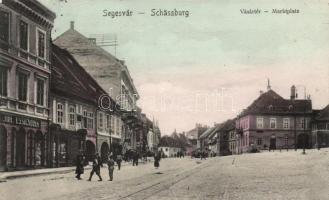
left=268, top=105, right=273, bottom=111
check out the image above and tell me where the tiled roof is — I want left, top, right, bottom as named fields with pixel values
left=54, top=28, right=139, bottom=97
left=241, top=89, right=312, bottom=116
left=218, top=119, right=235, bottom=132
left=200, top=119, right=235, bottom=140
left=199, top=126, right=217, bottom=139
left=51, top=44, right=116, bottom=108
left=314, top=105, right=329, bottom=121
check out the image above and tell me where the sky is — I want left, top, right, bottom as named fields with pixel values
left=40, top=0, right=329, bottom=135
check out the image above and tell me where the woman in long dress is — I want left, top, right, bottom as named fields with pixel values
left=154, top=151, right=160, bottom=168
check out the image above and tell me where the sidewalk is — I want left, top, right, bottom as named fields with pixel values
left=0, top=166, right=87, bottom=181
left=0, top=158, right=154, bottom=181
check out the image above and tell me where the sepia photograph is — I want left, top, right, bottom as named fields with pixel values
left=0, top=0, right=328, bottom=199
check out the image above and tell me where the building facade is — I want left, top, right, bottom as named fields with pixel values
left=0, top=0, right=55, bottom=171
left=236, top=86, right=312, bottom=153
left=158, top=146, right=181, bottom=158
left=217, top=119, right=235, bottom=156
left=53, top=22, right=140, bottom=156
left=146, top=118, right=161, bottom=153
left=50, top=44, right=115, bottom=166
left=312, top=105, right=329, bottom=148
left=185, top=123, right=208, bottom=154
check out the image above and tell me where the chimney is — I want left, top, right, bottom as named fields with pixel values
left=290, top=85, right=296, bottom=100
left=70, top=21, right=74, bottom=30
left=267, top=78, right=271, bottom=91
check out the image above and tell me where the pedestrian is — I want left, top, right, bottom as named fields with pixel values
left=116, top=154, right=122, bottom=170
left=133, top=151, right=139, bottom=166
left=75, top=153, right=84, bottom=180
left=154, top=151, right=160, bottom=169
left=88, top=153, right=103, bottom=181
left=107, top=155, right=115, bottom=181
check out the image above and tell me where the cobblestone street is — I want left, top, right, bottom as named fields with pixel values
left=1, top=149, right=329, bottom=200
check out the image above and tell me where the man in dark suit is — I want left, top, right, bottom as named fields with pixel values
left=88, top=153, right=103, bottom=181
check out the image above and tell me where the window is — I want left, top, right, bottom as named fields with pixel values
left=301, top=119, right=307, bottom=129
left=87, top=112, right=94, bottom=129
left=17, top=72, right=28, bottom=101
left=69, top=106, right=75, bottom=125
left=19, top=21, right=28, bottom=51
left=99, top=112, right=103, bottom=128
left=37, top=30, right=45, bottom=58
left=0, top=67, right=7, bottom=96
left=57, top=103, right=63, bottom=124
left=256, top=117, right=263, bottom=129
left=270, top=118, right=276, bottom=129
left=36, top=79, right=44, bottom=105
left=283, top=118, right=290, bottom=129
left=0, top=11, right=9, bottom=43
left=257, top=138, right=262, bottom=145
left=82, top=110, right=87, bottom=128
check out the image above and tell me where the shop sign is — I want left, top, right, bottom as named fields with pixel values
left=0, top=113, right=41, bottom=128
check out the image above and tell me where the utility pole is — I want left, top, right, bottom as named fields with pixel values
left=302, top=108, right=306, bottom=155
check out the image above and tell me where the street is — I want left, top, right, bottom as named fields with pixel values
left=1, top=150, right=329, bottom=200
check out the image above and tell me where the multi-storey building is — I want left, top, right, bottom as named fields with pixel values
left=217, top=119, right=235, bottom=156
left=312, top=105, right=329, bottom=148
left=147, top=119, right=161, bottom=153
left=236, top=85, right=312, bottom=153
left=185, top=123, right=208, bottom=154
left=199, top=126, right=217, bottom=153
left=53, top=22, right=140, bottom=155
left=50, top=44, right=116, bottom=166
left=0, top=0, right=55, bottom=171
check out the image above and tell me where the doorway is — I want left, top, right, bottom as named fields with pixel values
left=16, top=128, right=26, bottom=168
left=0, top=126, right=7, bottom=170
left=270, top=136, right=276, bottom=150
left=85, top=140, right=95, bottom=162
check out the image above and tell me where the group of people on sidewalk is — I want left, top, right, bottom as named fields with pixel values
left=75, top=151, right=161, bottom=181
left=75, top=153, right=117, bottom=181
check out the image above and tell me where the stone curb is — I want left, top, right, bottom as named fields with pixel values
left=0, top=159, right=154, bottom=181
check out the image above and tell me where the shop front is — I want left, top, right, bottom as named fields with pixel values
left=111, top=138, right=122, bottom=156
left=49, top=124, right=87, bottom=167
left=0, top=112, right=48, bottom=171
left=97, top=134, right=110, bottom=163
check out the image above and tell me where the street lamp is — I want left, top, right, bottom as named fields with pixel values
left=109, top=114, right=112, bottom=155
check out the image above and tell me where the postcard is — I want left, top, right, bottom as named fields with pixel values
left=0, top=0, right=328, bottom=199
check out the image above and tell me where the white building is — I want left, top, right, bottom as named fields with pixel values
left=158, top=146, right=181, bottom=158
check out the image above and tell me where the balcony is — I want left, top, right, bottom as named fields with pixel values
left=0, top=96, right=48, bottom=119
